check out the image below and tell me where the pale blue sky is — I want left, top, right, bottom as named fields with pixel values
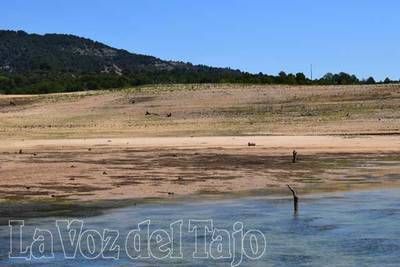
left=1, top=0, right=399, bottom=80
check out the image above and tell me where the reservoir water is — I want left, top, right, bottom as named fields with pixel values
left=0, top=189, right=399, bottom=266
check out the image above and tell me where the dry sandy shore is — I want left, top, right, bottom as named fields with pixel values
left=1, top=84, right=399, bottom=139
left=0, top=84, right=399, bottom=202
left=0, top=135, right=399, bottom=202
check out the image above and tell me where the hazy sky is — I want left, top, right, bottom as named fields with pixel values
left=1, top=0, right=399, bottom=80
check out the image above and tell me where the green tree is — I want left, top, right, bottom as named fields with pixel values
left=295, top=73, right=307, bottom=85
left=383, top=77, right=392, bottom=84
left=365, top=77, right=376, bottom=84
left=0, top=76, right=15, bottom=93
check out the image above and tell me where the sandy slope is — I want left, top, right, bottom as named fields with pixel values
left=0, top=84, right=399, bottom=139
left=0, top=84, right=399, bottom=201
left=2, top=135, right=400, bottom=152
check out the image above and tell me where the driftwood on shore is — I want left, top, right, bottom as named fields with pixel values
left=145, top=111, right=160, bottom=116
left=292, top=150, right=297, bottom=163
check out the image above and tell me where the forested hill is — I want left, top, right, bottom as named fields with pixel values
left=0, top=30, right=220, bottom=74
left=0, top=30, right=389, bottom=94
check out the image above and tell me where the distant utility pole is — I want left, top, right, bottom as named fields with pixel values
left=310, top=64, right=313, bottom=81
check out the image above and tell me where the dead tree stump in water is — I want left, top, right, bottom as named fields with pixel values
left=287, top=184, right=298, bottom=214
left=292, top=150, right=297, bottom=163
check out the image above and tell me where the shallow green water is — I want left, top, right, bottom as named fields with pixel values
left=0, top=189, right=399, bottom=266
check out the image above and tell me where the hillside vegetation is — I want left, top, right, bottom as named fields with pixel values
left=0, top=30, right=396, bottom=94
